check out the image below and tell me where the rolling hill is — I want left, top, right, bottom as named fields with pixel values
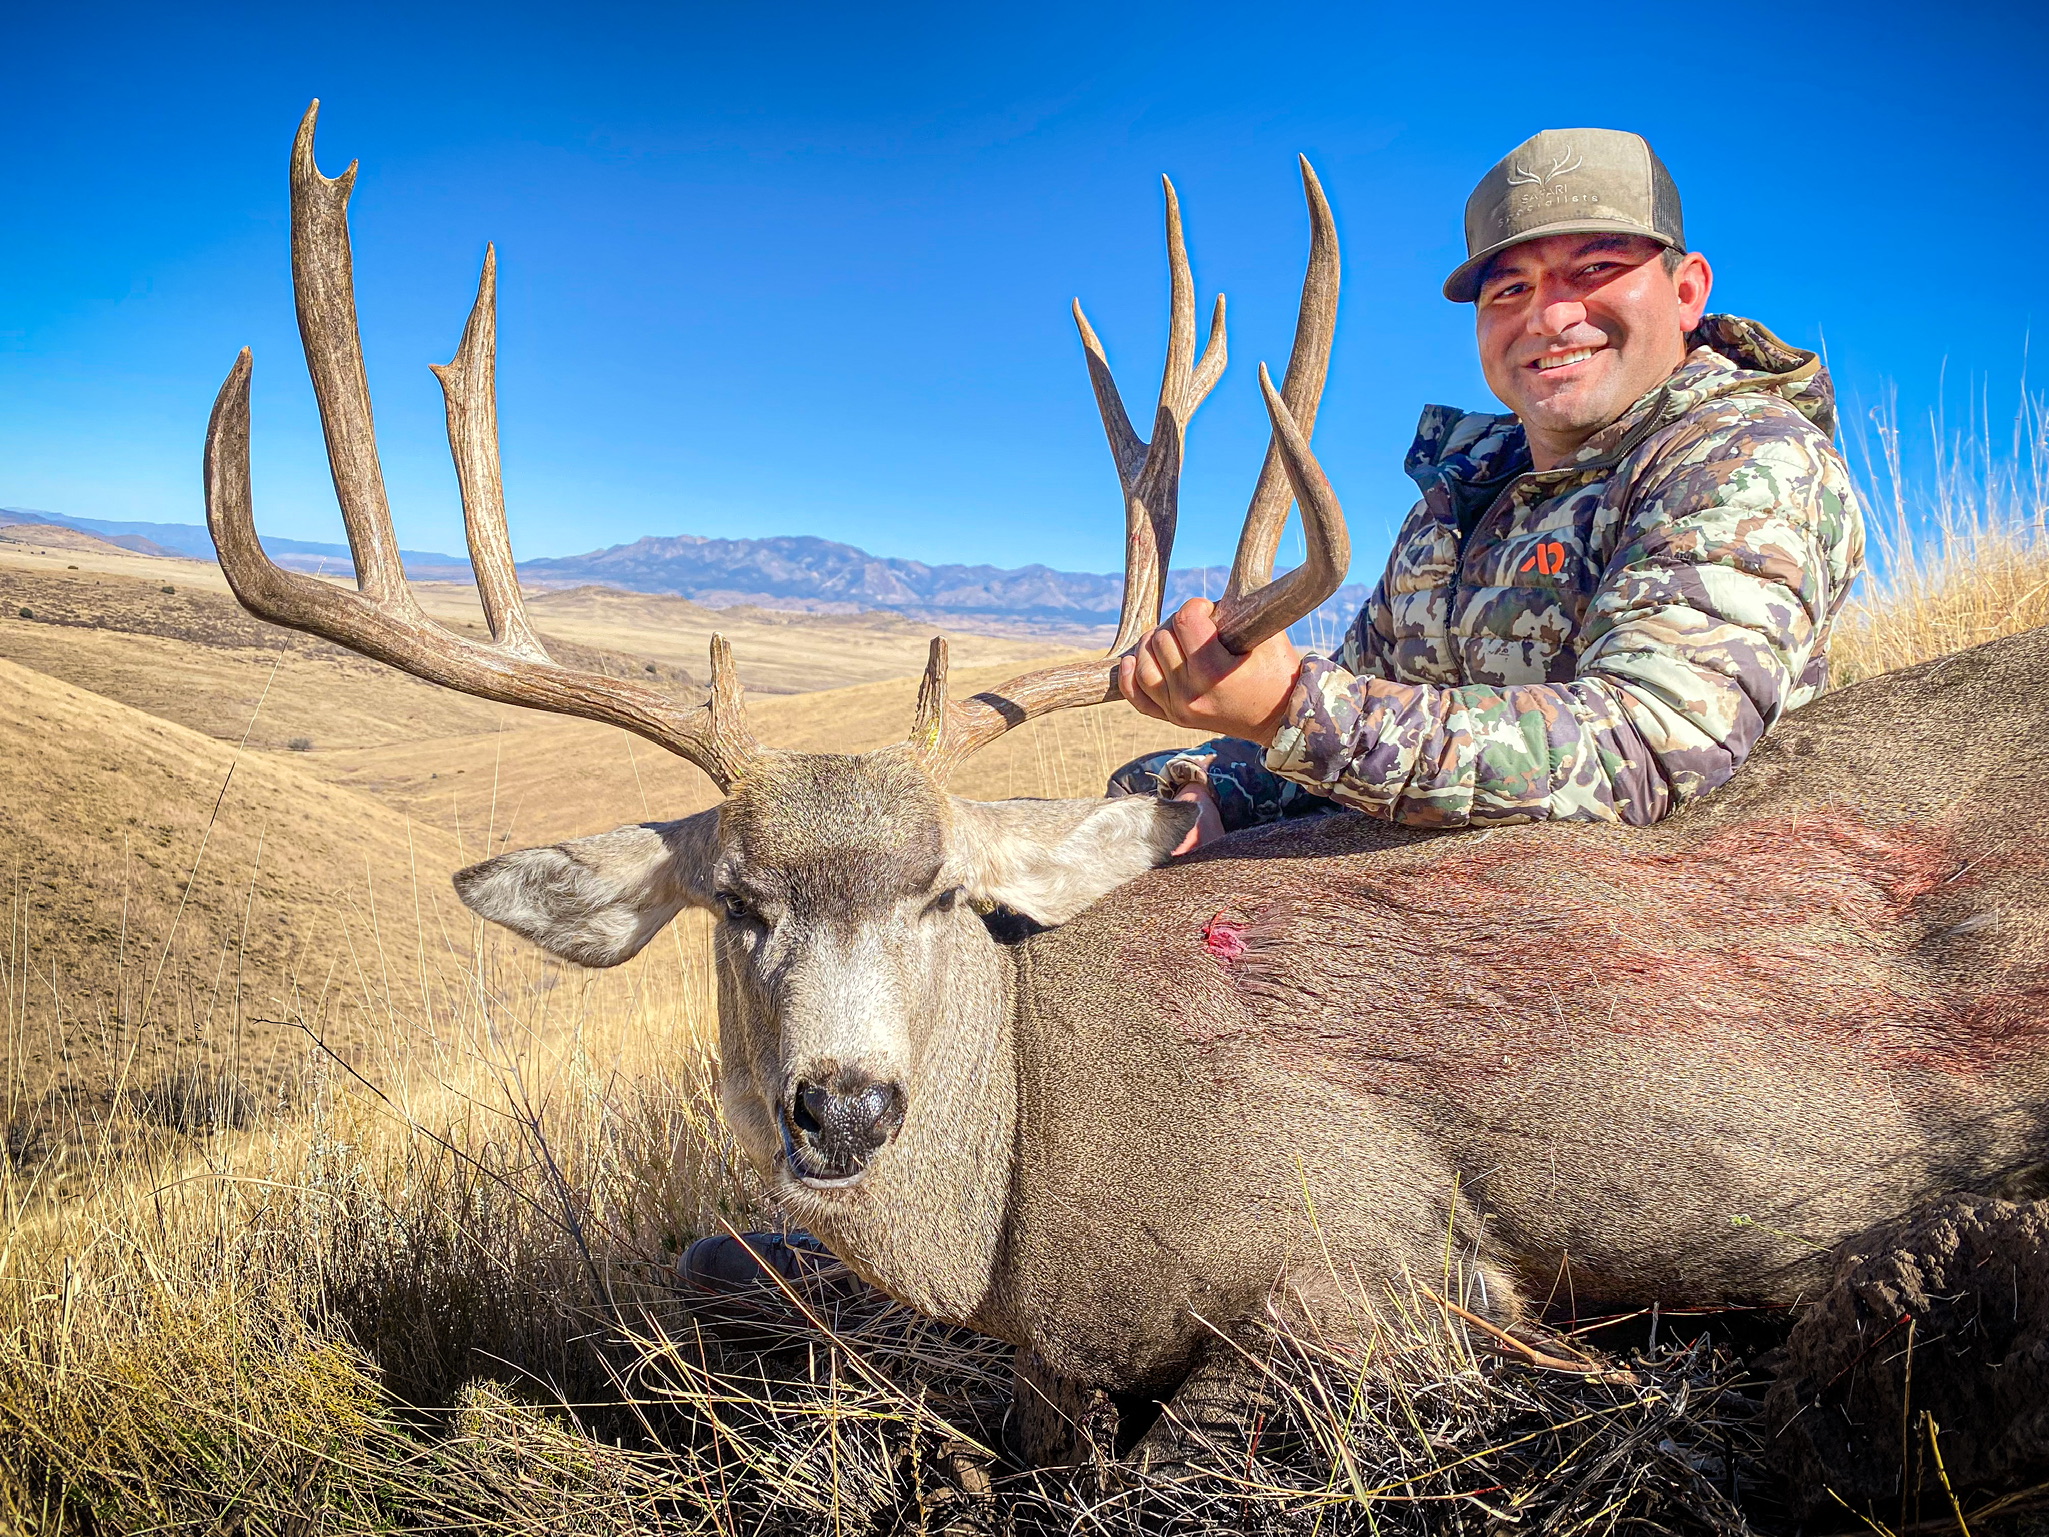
left=1, top=657, right=477, bottom=1172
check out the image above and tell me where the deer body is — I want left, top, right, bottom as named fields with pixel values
left=204, top=105, right=2049, bottom=1443
left=732, top=632, right=2049, bottom=1401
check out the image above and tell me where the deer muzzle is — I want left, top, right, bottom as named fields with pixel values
left=781, top=1074, right=907, bottom=1188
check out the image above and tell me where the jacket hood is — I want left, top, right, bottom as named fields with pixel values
left=1407, top=313, right=1835, bottom=493
left=1672, top=314, right=1833, bottom=436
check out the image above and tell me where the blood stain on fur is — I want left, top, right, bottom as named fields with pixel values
left=1172, top=811, right=2049, bottom=1089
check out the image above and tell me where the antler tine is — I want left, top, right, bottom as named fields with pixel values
left=1166, top=181, right=1230, bottom=418
left=289, top=101, right=409, bottom=607
left=1222, top=155, right=1340, bottom=610
left=1133, top=177, right=1230, bottom=644
left=1072, top=300, right=1145, bottom=488
left=428, top=244, right=545, bottom=659
left=910, top=636, right=949, bottom=757
left=1210, top=362, right=1350, bottom=654
left=204, top=103, right=760, bottom=791
left=1156, top=178, right=1195, bottom=421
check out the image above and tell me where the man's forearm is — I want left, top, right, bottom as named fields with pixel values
left=1262, top=656, right=1742, bottom=828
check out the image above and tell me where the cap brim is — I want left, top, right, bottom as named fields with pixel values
left=1442, top=219, right=1682, bottom=303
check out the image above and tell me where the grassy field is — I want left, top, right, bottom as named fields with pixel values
left=4, top=418, right=2047, bottom=1534
left=0, top=533, right=1222, bottom=1531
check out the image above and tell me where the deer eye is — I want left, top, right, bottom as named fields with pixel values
left=925, top=885, right=966, bottom=916
left=716, top=891, right=755, bottom=922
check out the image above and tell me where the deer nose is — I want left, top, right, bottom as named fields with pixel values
left=784, top=1075, right=907, bottom=1185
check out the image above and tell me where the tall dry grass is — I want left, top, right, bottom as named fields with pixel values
left=8, top=385, right=2049, bottom=1534
left=0, top=863, right=755, bottom=1528
left=1827, top=380, right=2049, bottom=683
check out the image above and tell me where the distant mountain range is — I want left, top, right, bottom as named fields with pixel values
left=0, top=506, right=1368, bottom=642
left=0, top=507, right=460, bottom=571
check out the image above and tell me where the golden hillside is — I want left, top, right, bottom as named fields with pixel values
left=1, top=659, right=476, bottom=1171
left=0, top=544, right=1201, bottom=1184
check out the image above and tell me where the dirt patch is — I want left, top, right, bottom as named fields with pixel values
left=1764, top=1194, right=2049, bottom=1512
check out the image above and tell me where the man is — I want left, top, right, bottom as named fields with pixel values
left=1113, top=126, right=1864, bottom=844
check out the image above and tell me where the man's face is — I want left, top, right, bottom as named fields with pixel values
left=1474, top=234, right=1712, bottom=466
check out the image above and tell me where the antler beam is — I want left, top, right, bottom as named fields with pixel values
left=204, top=101, right=759, bottom=791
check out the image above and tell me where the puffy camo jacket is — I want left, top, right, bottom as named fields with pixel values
left=1116, top=314, right=1866, bottom=829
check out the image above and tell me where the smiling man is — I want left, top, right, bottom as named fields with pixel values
left=1115, top=127, right=1865, bottom=838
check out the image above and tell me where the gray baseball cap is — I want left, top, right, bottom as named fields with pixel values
left=1443, top=128, right=1685, bottom=303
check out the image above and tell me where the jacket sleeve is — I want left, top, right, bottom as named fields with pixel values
left=1260, top=409, right=1858, bottom=828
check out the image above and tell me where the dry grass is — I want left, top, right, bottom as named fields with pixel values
left=0, top=900, right=1775, bottom=1534
left=0, top=659, right=481, bottom=1190
left=1826, top=383, right=2049, bottom=684
left=0, top=913, right=748, bottom=1532
left=8, top=388, right=2049, bottom=1534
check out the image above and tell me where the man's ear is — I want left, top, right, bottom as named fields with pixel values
left=452, top=809, right=720, bottom=968
left=948, top=794, right=1197, bottom=927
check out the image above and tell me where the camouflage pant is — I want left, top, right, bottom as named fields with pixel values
left=1107, top=738, right=1342, bottom=834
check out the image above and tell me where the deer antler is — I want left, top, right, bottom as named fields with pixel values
left=915, top=157, right=1348, bottom=776
left=204, top=101, right=760, bottom=791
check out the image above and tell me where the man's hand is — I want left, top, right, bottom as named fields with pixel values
left=1118, top=598, right=1301, bottom=746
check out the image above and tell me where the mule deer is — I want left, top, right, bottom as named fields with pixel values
left=207, top=104, right=2049, bottom=1456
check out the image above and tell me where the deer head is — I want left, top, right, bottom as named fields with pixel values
left=205, top=102, right=1349, bottom=1199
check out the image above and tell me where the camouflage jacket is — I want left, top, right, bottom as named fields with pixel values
left=1262, top=314, right=1866, bottom=827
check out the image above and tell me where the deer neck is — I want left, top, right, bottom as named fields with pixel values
left=785, top=934, right=1019, bottom=1328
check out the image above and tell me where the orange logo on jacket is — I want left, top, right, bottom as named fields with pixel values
left=1519, top=541, right=1567, bottom=576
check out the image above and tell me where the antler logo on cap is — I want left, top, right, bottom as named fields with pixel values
left=1505, top=152, right=1584, bottom=189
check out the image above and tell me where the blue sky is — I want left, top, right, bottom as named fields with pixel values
left=2, top=1, right=2043, bottom=575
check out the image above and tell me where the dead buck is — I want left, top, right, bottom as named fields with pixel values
left=207, top=104, right=2049, bottom=1461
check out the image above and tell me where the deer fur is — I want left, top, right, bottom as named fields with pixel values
left=456, top=627, right=2049, bottom=1443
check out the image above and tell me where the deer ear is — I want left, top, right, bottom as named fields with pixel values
left=948, top=794, right=1197, bottom=927
left=452, top=809, right=720, bottom=967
